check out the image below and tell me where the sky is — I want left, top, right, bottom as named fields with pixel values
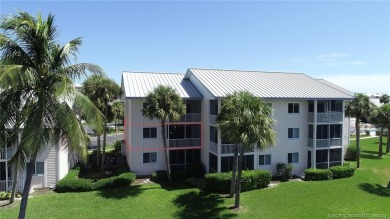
left=0, top=0, right=389, bottom=94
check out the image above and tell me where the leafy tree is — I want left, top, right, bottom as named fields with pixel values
left=82, top=75, right=120, bottom=169
left=370, top=104, right=390, bottom=157
left=112, top=101, right=124, bottom=131
left=217, top=91, right=276, bottom=209
left=345, top=93, right=371, bottom=168
left=379, top=94, right=390, bottom=104
left=142, top=85, right=186, bottom=184
left=0, top=12, right=104, bottom=218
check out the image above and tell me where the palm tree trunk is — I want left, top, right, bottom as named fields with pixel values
left=379, top=126, right=383, bottom=157
left=356, top=118, right=361, bottom=168
left=234, top=144, right=245, bottom=209
left=9, top=157, right=20, bottom=204
left=101, top=101, right=108, bottom=170
left=229, top=143, right=238, bottom=198
left=18, top=158, right=35, bottom=219
left=386, top=130, right=390, bottom=154
left=161, top=120, right=172, bottom=184
left=96, top=135, right=101, bottom=167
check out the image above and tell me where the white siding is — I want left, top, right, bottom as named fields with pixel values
left=46, top=146, right=57, bottom=187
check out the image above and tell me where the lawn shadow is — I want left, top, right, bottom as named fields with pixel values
left=361, top=150, right=379, bottom=155
left=360, top=153, right=383, bottom=160
left=358, top=183, right=390, bottom=197
left=97, top=184, right=159, bottom=199
left=173, top=190, right=237, bottom=219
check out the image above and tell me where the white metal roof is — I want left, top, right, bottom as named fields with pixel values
left=121, top=71, right=203, bottom=99
left=316, top=79, right=354, bottom=97
left=185, top=68, right=354, bottom=99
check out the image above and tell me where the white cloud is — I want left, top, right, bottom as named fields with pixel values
left=321, top=74, right=390, bottom=94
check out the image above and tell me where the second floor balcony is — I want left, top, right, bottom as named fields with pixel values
left=169, top=138, right=201, bottom=148
left=308, top=112, right=343, bottom=123
left=308, top=138, right=342, bottom=148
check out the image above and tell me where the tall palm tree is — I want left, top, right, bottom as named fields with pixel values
left=371, top=104, right=390, bottom=156
left=82, top=75, right=120, bottom=169
left=345, top=93, right=371, bottom=168
left=0, top=12, right=104, bottom=218
left=142, top=85, right=186, bottom=184
left=217, top=91, right=276, bottom=209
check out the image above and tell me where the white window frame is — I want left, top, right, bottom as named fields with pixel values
left=143, top=127, right=157, bottom=139
left=259, top=154, right=271, bottom=166
left=287, top=152, right=299, bottom=164
left=288, top=103, right=300, bottom=114
left=33, top=162, right=44, bottom=175
left=143, top=152, right=157, bottom=164
left=287, top=128, right=300, bottom=140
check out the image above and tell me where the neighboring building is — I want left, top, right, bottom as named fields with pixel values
left=121, top=68, right=354, bottom=176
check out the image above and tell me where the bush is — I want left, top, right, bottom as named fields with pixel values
left=55, top=165, right=136, bottom=193
left=329, top=164, right=356, bottom=179
left=113, top=140, right=122, bottom=152
left=204, top=170, right=271, bottom=193
left=150, top=170, right=169, bottom=183
left=276, top=163, right=293, bottom=181
left=150, top=163, right=206, bottom=183
left=187, top=163, right=206, bottom=178
left=304, top=168, right=333, bottom=181
left=345, top=145, right=357, bottom=161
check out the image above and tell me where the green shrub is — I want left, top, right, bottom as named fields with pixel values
left=304, top=168, right=333, bottom=181
left=55, top=165, right=136, bottom=193
left=276, top=163, right=293, bottom=181
left=329, top=165, right=356, bottom=179
left=184, top=177, right=205, bottom=189
left=0, top=191, right=22, bottom=200
left=204, top=170, right=272, bottom=193
left=113, top=140, right=122, bottom=152
left=150, top=170, right=169, bottom=183
left=345, top=145, right=357, bottom=161
left=150, top=164, right=206, bottom=183
left=187, top=163, right=206, bottom=178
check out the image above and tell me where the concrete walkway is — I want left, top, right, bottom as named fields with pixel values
left=350, top=136, right=378, bottom=140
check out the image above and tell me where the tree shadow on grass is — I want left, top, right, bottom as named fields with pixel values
left=97, top=184, right=160, bottom=199
left=361, top=150, right=379, bottom=155
left=358, top=183, right=390, bottom=197
left=360, top=153, right=383, bottom=160
left=173, top=190, right=237, bottom=219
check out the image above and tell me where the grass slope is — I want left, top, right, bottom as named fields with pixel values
left=1, top=138, right=389, bottom=218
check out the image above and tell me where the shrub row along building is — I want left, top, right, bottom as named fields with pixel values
left=121, top=68, right=354, bottom=176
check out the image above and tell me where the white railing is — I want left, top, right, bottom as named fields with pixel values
left=0, top=146, right=16, bottom=160
left=221, top=144, right=254, bottom=154
left=330, top=138, right=342, bottom=146
left=169, top=138, right=201, bottom=148
left=316, top=139, right=330, bottom=148
left=0, top=179, right=25, bottom=192
left=209, top=114, right=217, bottom=125
left=178, top=113, right=201, bottom=122
left=309, top=138, right=342, bottom=148
left=308, top=112, right=343, bottom=123
left=209, top=141, right=218, bottom=154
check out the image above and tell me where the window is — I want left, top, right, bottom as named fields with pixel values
left=288, top=152, right=299, bottom=164
left=143, top=152, right=157, bottom=163
left=33, top=162, right=44, bottom=175
left=143, top=128, right=157, bottom=138
left=259, top=154, right=271, bottom=166
left=288, top=103, right=300, bottom=114
left=288, top=128, right=299, bottom=139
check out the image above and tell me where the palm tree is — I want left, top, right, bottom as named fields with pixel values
left=345, top=93, right=371, bottom=168
left=380, top=94, right=390, bottom=104
left=0, top=12, right=104, bottom=218
left=82, top=75, right=120, bottom=169
left=142, top=85, right=186, bottom=184
left=112, top=101, right=124, bottom=132
left=217, top=91, right=276, bottom=209
left=370, top=104, right=390, bottom=157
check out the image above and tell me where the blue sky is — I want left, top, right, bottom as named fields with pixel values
left=1, top=1, right=389, bottom=94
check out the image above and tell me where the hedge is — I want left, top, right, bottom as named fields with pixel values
left=345, top=145, right=357, bottom=161
left=55, top=166, right=136, bottom=193
left=150, top=163, right=206, bottom=183
left=329, top=164, right=356, bottom=179
left=304, top=168, right=333, bottom=181
left=204, top=170, right=272, bottom=194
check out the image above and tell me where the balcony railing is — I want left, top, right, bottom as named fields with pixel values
left=210, top=141, right=218, bottom=154
left=209, top=114, right=217, bottom=125
left=169, top=138, right=201, bottom=148
left=221, top=144, right=254, bottom=154
left=0, top=146, right=16, bottom=160
left=308, top=112, right=343, bottom=123
left=308, top=138, right=342, bottom=148
left=173, top=113, right=201, bottom=123
left=0, top=179, right=25, bottom=191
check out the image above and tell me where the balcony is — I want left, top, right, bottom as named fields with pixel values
left=209, top=114, right=217, bottom=125
left=221, top=144, right=254, bottom=154
left=177, top=113, right=201, bottom=123
left=308, top=138, right=342, bottom=148
left=169, top=138, right=201, bottom=148
left=308, top=112, right=343, bottom=123
left=0, top=179, right=24, bottom=192
left=0, top=146, right=16, bottom=160
left=210, top=141, right=218, bottom=154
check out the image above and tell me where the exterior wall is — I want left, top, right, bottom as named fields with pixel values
left=57, top=141, right=70, bottom=181
left=46, top=146, right=57, bottom=187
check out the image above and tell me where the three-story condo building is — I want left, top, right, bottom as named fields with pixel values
left=121, top=68, right=354, bottom=176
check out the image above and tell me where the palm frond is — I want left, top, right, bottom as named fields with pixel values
left=73, top=90, right=104, bottom=135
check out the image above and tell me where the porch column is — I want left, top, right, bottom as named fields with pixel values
left=313, top=100, right=317, bottom=168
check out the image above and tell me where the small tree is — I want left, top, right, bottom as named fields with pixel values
left=345, top=93, right=371, bottom=168
left=370, top=104, right=390, bottom=157
left=217, top=91, right=276, bottom=209
left=379, top=94, right=390, bottom=105
left=142, top=85, right=186, bottom=184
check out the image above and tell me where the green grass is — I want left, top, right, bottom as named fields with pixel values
left=1, top=138, right=389, bottom=218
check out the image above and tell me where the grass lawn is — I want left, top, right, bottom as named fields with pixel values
left=1, top=138, right=389, bottom=218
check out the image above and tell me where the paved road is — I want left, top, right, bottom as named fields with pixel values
left=88, top=133, right=124, bottom=149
